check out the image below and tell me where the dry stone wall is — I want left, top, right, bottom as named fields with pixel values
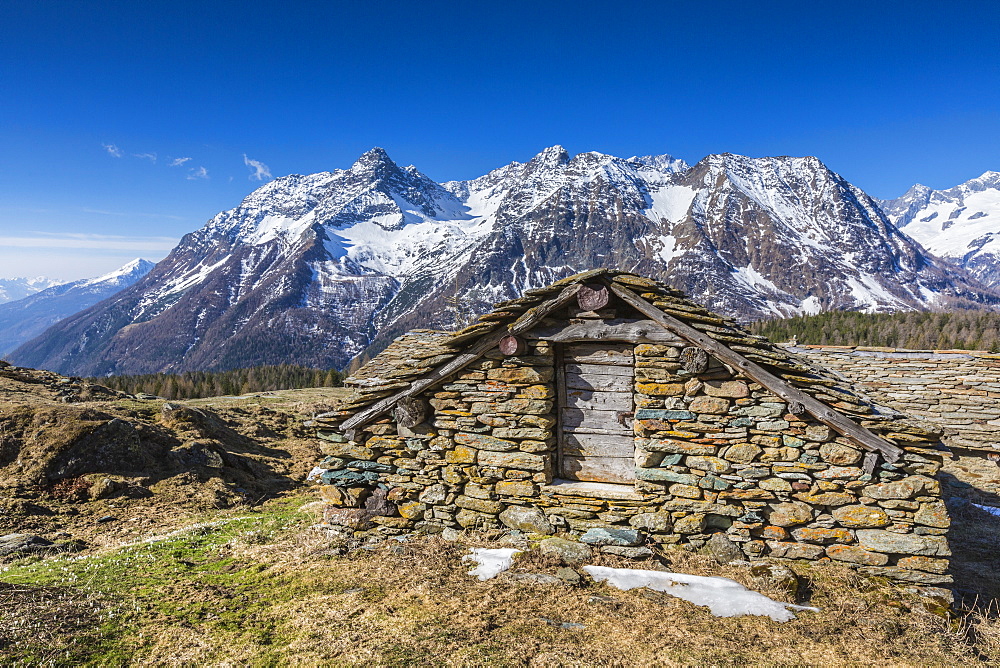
left=787, top=346, right=1000, bottom=453
left=311, top=339, right=952, bottom=586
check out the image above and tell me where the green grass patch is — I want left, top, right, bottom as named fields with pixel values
left=1, top=497, right=322, bottom=663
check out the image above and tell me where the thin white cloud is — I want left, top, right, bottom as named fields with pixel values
left=133, top=152, right=157, bottom=163
left=169, top=157, right=192, bottom=167
left=243, top=154, right=272, bottom=181
left=0, top=232, right=178, bottom=251
left=103, top=143, right=123, bottom=158
left=186, top=166, right=209, bottom=180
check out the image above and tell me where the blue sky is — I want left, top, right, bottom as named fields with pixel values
left=1, top=0, right=997, bottom=280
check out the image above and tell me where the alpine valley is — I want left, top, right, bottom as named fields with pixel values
left=8, top=147, right=1000, bottom=376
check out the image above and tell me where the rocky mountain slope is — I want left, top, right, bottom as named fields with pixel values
left=880, top=171, right=1000, bottom=288
left=0, top=276, right=61, bottom=305
left=0, top=259, right=154, bottom=355
left=9, top=147, right=998, bottom=376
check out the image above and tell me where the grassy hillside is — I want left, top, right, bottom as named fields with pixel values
left=750, top=310, right=1000, bottom=351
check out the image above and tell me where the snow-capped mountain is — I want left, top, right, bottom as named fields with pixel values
left=0, top=259, right=154, bottom=355
left=880, top=172, right=1000, bottom=287
left=9, top=147, right=997, bottom=376
left=0, top=276, right=61, bottom=305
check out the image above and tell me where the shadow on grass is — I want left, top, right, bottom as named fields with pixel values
left=942, top=468, right=1000, bottom=611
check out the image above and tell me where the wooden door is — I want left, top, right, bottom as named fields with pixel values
left=558, top=342, right=635, bottom=483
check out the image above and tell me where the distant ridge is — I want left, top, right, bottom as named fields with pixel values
left=0, top=259, right=154, bottom=355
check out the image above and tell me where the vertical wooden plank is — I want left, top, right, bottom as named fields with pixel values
left=555, top=342, right=567, bottom=483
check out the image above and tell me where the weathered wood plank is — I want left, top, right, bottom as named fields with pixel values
left=561, top=455, right=635, bottom=483
left=565, top=372, right=633, bottom=392
left=526, top=319, right=683, bottom=344
left=340, top=283, right=585, bottom=432
left=565, top=362, right=634, bottom=377
left=563, top=433, right=635, bottom=457
left=562, top=408, right=632, bottom=434
left=564, top=343, right=634, bottom=366
left=563, top=389, right=633, bottom=411
left=608, top=283, right=905, bottom=463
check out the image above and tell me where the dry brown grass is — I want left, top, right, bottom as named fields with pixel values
left=120, top=520, right=994, bottom=665
left=3, top=495, right=999, bottom=665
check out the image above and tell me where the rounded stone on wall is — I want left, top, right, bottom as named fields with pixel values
left=819, top=442, right=863, bottom=465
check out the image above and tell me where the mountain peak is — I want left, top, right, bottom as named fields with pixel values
left=528, top=145, right=570, bottom=169
left=352, top=147, right=398, bottom=172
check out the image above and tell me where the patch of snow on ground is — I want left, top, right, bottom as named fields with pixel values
left=583, top=566, right=818, bottom=622
left=464, top=548, right=521, bottom=580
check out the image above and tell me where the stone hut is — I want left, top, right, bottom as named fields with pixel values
left=310, top=270, right=952, bottom=586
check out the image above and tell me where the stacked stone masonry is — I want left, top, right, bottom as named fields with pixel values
left=789, top=345, right=1000, bottom=453
left=308, top=271, right=952, bottom=587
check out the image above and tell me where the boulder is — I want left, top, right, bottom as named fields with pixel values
left=499, top=506, right=554, bottom=535
left=539, top=537, right=593, bottom=566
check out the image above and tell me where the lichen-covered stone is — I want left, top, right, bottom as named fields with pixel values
left=635, top=409, right=695, bottom=420
left=826, top=544, right=889, bottom=565
left=896, top=555, right=949, bottom=573
left=539, top=537, right=592, bottom=565
left=635, top=468, right=698, bottom=485
left=455, top=495, right=503, bottom=514
left=722, top=443, right=762, bottom=463
left=863, top=476, right=934, bottom=500
left=398, top=501, right=427, bottom=519
left=486, top=367, right=553, bottom=384
left=855, top=530, right=951, bottom=556
left=815, top=466, right=864, bottom=480
left=819, top=442, right=863, bottom=465
left=495, top=480, right=536, bottom=497
left=790, top=527, right=853, bottom=544
left=793, top=491, right=856, bottom=507
left=703, top=380, right=750, bottom=398
left=688, top=396, right=731, bottom=414
left=832, top=505, right=890, bottom=528
left=913, top=501, right=950, bottom=528
left=636, top=382, right=685, bottom=396
left=673, top=513, right=707, bottom=534
left=629, top=512, right=672, bottom=532
left=668, top=483, right=702, bottom=498
left=768, top=502, right=814, bottom=527
left=445, top=445, right=477, bottom=464
left=639, top=438, right=716, bottom=455
left=580, top=527, right=642, bottom=546
left=499, top=506, right=554, bottom=534
left=765, top=541, right=825, bottom=559
left=454, top=432, right=518, bottom=451
left=760, top=478, right=792, bottom=492
left=478, top=450, right=547, bottom=471
left=684, top=455, right=731, bottom=474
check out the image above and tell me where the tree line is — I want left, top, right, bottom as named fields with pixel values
left=749, top=310, right=1000, bottom=351
left=90, top=364, right=345, bottom=400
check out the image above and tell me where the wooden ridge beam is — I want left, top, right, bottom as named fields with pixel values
left=608, top=283, right=904, bottom=462
left=339, top=283, right=585, bottom=433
